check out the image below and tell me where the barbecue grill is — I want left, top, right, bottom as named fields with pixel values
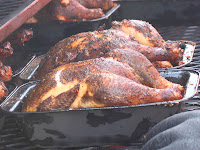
left=0, top=0, right=200, bottom=149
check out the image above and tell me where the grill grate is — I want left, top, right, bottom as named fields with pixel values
left=0, top=0, right=27, bottom=21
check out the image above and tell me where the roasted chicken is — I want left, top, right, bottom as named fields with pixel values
left=0, top=42, right=13, bottom=58
left=23, top=58, right=140, bottom=112
left=69, top=73, right=183, bottom=109
left=50, top=0, right=104, bottom=21
left=0, top=81, right=8, bottom=102
left=22, top=57, right=183, bottom=112
left=0, top=29, right=30, bottom=102
left=111, top=19, right=166, bottom=48
left=36, top=29, right=183, bottom=78
left=75, top=0, right=114, bottom=10
left=11, top=29, right=33, bottom=46
left=111, top=19, right=184, bottom=65
left=23, top=19, right=187, bottom=112
left=0, top=42, right=13, bottom=101
left=104, top=49, right=179, bottom=89
left=0, top=59, right=13, bottom=101
left=152, top=61, right=173, bottom=69
left=0, top=62, right=12, bottom=82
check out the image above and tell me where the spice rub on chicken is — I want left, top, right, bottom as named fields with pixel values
left=36, top=28, right=184, bottom=78
left=49, top=0, right=114, bottom=21
left=23, top=55, right=184, bottom=112
left=22, top=19, right=188, bottom=112
left=111, top=19, right=186, bottom=67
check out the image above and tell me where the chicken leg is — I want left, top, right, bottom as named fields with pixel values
left=36, top=29, right=182, bottom=78
left=75, top=0, right=114, bottom=10
left=70, top=73, right=183, bottom=109
left=22, top=58, right=141, bottom=112
left=49, top=0, right=104, bottom=21
left=111, top=19, right=184, bottom=65
left=104, top=49, right=183, bottom=90
left=23, top=72, right=183, bottom=112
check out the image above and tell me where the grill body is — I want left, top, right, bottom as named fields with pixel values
left=1, top=0, right=200, bottom=150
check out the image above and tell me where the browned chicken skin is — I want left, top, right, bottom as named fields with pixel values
left=152, top=61, right=173, bottom=69
left=23, top=58, right=142, bottom=112
left=23, top=19, right=186, bottom=112
left=22, top=57, right=183, bottom=112
left=104, top=49, right=182, bottom=90
left=50, top=0, right=104, bottom=21
left=12, top=29, right=33, bottom=46
left=0, top=81, right=8, bottom=102
left=23, top=61, right=183, bottom=112
left=70, top=73, right=183, bottom=109
left=0, top=65, right=13, bottom=82
left=111, top=19, right=184, bottom=65
left=0, top=42, right=13, bottom=58
left=36, top=29, right=182, bottom=78
left=111, top=19, right=166, bottom=48
left=75, top=0, right=114, bottom=10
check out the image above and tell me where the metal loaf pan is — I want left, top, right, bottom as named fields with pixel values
left=0, top=70, right=199, bottom=148
left=0, top=55, right=36, bottom=104
left=21, top=4, right=120, bottom=52
left=1, top=4, right=120, bottom=78
left=18, top=41, right=196, bottom=81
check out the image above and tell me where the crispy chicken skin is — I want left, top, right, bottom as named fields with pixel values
left=152, top=61, right=173, bottom=69
left=104, top=49, right=182, bottom=90
left=111, top=19, right=184, bottom=65
left=75, top=0, right=114, bottom=10
left=0, top=61, right=12, bottom=83
left=23, top=58, right=142, bottom=112
left=36, top=29, right=182, bottom=78
left=111, top=19, right=166, bottom=48
left=23, top=56, right=184, bottom=112
left=0, top=65, right=13, bottom=82
left=0, top=42, right=13, bottom=58
left=0, top=81, right=8, bottom=102
left=23, top=70, right=183, bottom=112
left=13, top=29, right=33, bottom=46
left=50, top=0, right=104, bottom=21
left=22, top=19, right=187, bottom=111
left=69, top=73, right=183, bottom=109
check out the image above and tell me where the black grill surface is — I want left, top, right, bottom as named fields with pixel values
left=2, top=1, right=200, bottom=150
left=0, top=26, right=200, bottom=150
